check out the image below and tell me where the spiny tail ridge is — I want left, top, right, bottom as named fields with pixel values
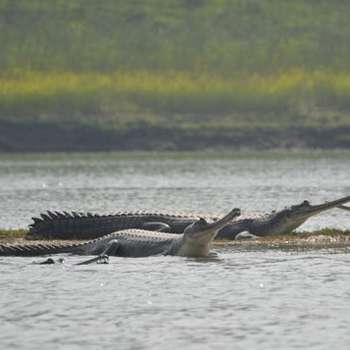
left=28, top=211, right=108, bottom=240
left=0, top=242, right=77, bottom=256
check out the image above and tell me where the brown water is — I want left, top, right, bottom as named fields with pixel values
left=0, top=151, right=349, bottom=349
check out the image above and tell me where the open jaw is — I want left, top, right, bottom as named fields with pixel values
left=175, top=208, right=240, bottom=257
left=187, top=208, right=241, bottom=240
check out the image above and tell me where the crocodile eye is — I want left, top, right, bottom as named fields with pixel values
left=196, top=218, right=208, bottom=227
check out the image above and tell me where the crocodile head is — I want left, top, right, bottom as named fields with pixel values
left=176, top=208, right=241, bottom=257
left=265, top=195, right=350, bottom=235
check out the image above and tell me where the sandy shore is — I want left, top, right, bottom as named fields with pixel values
left=214, top=233, right=350, bottom=250
left=1, top=229, right=349, bottom=250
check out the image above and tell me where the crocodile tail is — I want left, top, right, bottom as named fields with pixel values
left=28, top=211, right=113, bottom=240
left=0, top=242, right=77, bottom=256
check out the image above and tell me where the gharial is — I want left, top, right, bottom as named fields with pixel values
left=0, top=209, right=240, bottom=259
left=27, top=195, right=350, bottom=240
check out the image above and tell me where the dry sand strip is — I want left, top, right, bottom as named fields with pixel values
left=214, top=231, right=350, bottom=250
left=0, top=230, right=349, bottom=250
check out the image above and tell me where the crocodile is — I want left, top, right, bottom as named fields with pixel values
left=28, top=210, right=223, bottom=239
left=0, top=209, right=240, bottom=258
left=27, top=195, right=349, bottom=240
left=218, top=195, right=350, bottom=238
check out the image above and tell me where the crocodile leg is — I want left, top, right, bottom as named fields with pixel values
left=338, top=205, right=350, bottom=211
left=142, top=221, right=171, bottom=232
left=76, top=240, right=120, bottom=265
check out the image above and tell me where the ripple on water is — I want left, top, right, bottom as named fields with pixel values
left=0, top=153, right=349, bottom=349
left=0, top=249, right=349, bottom=350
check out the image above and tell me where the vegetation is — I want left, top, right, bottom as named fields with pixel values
left=1, top=69, right=350, bottom=128
left=0, top=229, right=27, bottom=240
left=0, top=0, right=350, bottom=149
left=2, top=0, right=350, bottom=73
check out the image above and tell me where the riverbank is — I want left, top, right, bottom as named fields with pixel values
left=2, top=2, right=350, bottom=152
left=218, top=230, right=350, bottom=250
left=0, top=119, right=349, bottom=152
left=1, top=229, right=349, bottom=249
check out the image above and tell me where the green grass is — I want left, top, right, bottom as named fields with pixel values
left=2, top=0, right=350, bottom=73
left=0, top=229, right=27, bottom=239
left=1, top=69, right=350, bottom=129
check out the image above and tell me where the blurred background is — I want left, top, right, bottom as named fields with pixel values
left=0, top=0, right=349, bottom=151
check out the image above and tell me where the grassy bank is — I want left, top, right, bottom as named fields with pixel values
left=1, top=69, right=350, bottom=128
left=1, top=1, right=350, bottom=150
left=0, top=229, right=27, bottom=240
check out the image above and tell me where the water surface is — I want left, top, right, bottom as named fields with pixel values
left=0, top=151, right=349, bottom=349
left=0, top=150, right=349, bottom=229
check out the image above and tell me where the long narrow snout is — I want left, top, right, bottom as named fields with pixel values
left=305, top=195, right=350, bottom=216
left=204, top=208, right=241, bottom=230
left=189, top=208, right=241, bottom=240
left=178, top=208, right=241, bottom=257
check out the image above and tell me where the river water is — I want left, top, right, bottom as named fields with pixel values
left=0, top=151, right=349, bottom=349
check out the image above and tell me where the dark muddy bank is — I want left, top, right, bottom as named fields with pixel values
left=0, top=120, right=349, bottom=152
